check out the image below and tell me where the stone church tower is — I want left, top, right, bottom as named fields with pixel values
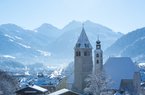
left=94, top=38, right=103, bottom=74
left=73, top=25, right=93, bottom=93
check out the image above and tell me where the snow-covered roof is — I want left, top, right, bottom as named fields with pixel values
left=16, top=85, right=48, bottom=93
left=75, top=27, right=92, bottom=49
left=104, top=57, right=137, bottom=89
left=49, top=88, right=78, bottom=95
left=29, top=85, right=48, bottom=92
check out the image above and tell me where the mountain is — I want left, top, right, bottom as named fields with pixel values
left=0, top=24, right=52, bottom=64
left=0, top=21, right=123, bottom=65
left=35, top=23, right=62, bottom=43
left=49, top=20, right=123, bottom=60
left=0, top=57, right=25, bottom=71
left=105, top=27, right=145, bottom=62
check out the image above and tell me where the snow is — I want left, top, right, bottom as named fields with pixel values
left=33, top=30, right=38, bottom=32
left=104, top=57, right=137, bottom=89
left=2, top=55, right=16, bottom=59
left=75, top=27, right=92, bottom=48
left=138, top=63, right=145, bottom=67
left=17, top=43, right=31, bottom=48
left=4, top=34, right=14, bottom=39
left=49, top=88, right=70, bottom=95
left=15, top=36, right=22, bottom=40
left=29, top=85, right=48, bottom=92
left=9, top=39, right=14, bottom=42
left=37, top=50, right=51, bottom=56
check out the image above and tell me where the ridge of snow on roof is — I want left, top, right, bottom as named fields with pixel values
left=29, top=85, right=48, bottom=92
left=49, top=88, right=70, bottom=95
left=75, top=27, right=92, bottom=48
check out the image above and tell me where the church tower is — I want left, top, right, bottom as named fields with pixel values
left=73, top=25, right=93, bottom=93
left=94, top=37, right=103, bottom=74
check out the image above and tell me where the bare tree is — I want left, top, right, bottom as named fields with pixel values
left=84, top=70, right=112, bottom=95
left=0, top=70, right=19, bottom=95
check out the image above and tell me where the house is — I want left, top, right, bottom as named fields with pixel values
left=16, top=85, right=48, bottom=95
left=48, top=88, right=79, bottom=95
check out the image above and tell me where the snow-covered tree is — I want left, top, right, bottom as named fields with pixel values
left=84, top=70, right=112, bottom=95
left=0, top=70, right=19, bottom=95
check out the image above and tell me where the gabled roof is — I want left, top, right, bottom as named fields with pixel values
left=75, top=27, right=92, bottom=49
left=16, top=85, right=48, bottom=94
left=48, top=88, right=79, bottom=95
left=104, top=57, right=137, bottom=89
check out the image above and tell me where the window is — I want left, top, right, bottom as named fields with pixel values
left=96, top=54, right=99, bottom=57
left=84, top=44, right=89, bottom=48
left=76, top=43, right=81, bottom=48
left=76, top=51, right=81, bottom=56
left=84, top=51, right=87, bottom=56
left=84, top=51, right=90, bottom=56
left=97, top=60, right=99, bottom=64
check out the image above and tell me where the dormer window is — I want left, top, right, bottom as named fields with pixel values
left=76, top=43, right=81, bottom=48
left=84, top=44, right=89, bottom=48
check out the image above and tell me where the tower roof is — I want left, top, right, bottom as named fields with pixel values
left=75, top=26, right=92, bottom=48
left=96, top=35, right=101, bottom=44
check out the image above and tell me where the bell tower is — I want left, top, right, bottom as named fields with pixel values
left=73, top=24, right=93, bottom=93
left=94, top=37, right=103, bottom=74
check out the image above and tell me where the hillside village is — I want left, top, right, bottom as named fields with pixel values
left=0, top=25, right=145, bottom=95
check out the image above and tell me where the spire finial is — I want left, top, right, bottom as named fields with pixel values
left=97, top=35, right=99, bottom=41
left=82, top=23, right=84, bottom=28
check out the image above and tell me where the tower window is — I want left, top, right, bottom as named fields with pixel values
left=76, top=51, right=81, bottom=56
left=84, top=44, right=89, bottom=48
left=84, top=51, right=90, bottom=56
left=97, top=60, right=99, bottom=64
left=84, top=51, right=87, bottom=56
left=76, top=43, right=81, bottom=47
left=96, top=54, right=99, bottom=57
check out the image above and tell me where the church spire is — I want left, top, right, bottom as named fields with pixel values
left=75, top=23, right=92, bottom=48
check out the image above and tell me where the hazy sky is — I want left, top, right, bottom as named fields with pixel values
left=0, top=0, right=145, bottom=34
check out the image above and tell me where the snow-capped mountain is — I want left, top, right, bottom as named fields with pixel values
left=35, top=23, right=62, bottom=43
left=105, top=27, right=145, bottom=62
left=0, top=24, right=53, bottom=64
left=0, top=21, right=122, bottom=65
left=49, top=20, right=123, bottom=59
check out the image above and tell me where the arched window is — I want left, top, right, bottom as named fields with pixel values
left=76, top=51, right=81, bottom=56
left=96, top=54, right=99, bottom=57
left=84, top=51, right=87, bottom=56
left=97, top=60, right=99, bottom=64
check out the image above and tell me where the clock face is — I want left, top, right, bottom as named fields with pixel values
left=97, top=45, right=100, bottom=49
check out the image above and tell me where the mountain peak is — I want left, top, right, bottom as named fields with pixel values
left=36, top=23, right=59, bottom=31
left=0, top=23, right=23, bottom=31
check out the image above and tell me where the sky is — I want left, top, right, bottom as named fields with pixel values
left=0, top=0, right=145, bottom=34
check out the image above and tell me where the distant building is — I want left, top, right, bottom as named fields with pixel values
left=19, top=74, right=67, bottom=93
left=73, top=25, right=93, bottom=93
left=15, top=85, right=48, bottom=95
